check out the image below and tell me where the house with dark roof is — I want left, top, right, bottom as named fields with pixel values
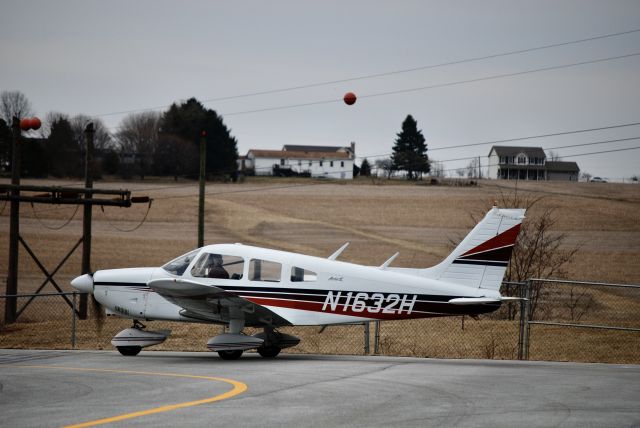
left=240, top=143, right=356, bottom=179
left=488, top=146, right=579, bottom=181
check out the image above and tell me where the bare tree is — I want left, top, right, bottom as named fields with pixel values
left=466, top=158, right=480, bottom=178
left=70, top=115, right=112, bottom=151
left=493, top=189, right=580, bottom=320
left=430, top=160, right=445, bottom=178
left=547, top=150, right=561, bottom=161
left=116, top=112, right=161, bottom=179
left=580, top=172, right=592, bottom=182
left=456, top=168, right=465, bottom=178
left=375, top=158, right=395, bottom=179
left=0, top=90, right=33, bottom=122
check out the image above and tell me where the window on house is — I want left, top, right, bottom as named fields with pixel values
left=341, top=161, right=344, bottom=167
left=280, top=159, right=285, bottom=166
left=518, top=155, right=526, bottom=164
left=249, top=259, right=281, bottom=282
left=290, top=267, right=317, bottom=282
left=330, top=161, right=334, bottom=167
left=319, top=160, right=323, bottom=167
left=298, top=160, right=302, bottom=166
left=309, top=160, right=312, bottom=166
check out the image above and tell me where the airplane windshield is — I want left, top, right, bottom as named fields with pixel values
left=161, top=249, right=200, bottom=276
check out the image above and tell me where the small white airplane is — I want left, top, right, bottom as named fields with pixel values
left=71, top=206, right=525, bottom=359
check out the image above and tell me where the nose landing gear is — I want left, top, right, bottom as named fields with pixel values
left=112, top=320, right=171, bottom=356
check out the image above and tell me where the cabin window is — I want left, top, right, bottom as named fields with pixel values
left=290, top=267, right=317, bottom=282
left=191, top=253, right=244, bottom=279
left=161, top=249, right=200, bottom=275
left=249, top=259, right=281, bottom=282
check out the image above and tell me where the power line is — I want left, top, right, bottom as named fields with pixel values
left=221, top=52, right=640, bottom=117
left=94, top=27, right=640, bottom=119
left=359, top=121, right=640, bottom=160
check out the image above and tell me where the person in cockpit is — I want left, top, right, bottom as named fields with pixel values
left=207, top=254, right=230, bottom=279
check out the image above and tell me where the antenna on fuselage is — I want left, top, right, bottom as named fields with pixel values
left=379, top=252, right=399, bottom=270
left=328, top=242, right=350, bottom=260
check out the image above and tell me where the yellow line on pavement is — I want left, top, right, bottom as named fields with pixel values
left=11, top=365, right=247, bottom=427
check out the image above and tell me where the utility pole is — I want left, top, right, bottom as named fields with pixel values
left=80, top=123, right=94, bottom=319
left=198, top=131, right=206, bottom=248
left=478, top=156, right=482, bottom=179
left=5, top=117, right=21, bottom=323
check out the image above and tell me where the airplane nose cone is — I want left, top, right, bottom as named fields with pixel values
left=71, top=273, right=94, bottom=293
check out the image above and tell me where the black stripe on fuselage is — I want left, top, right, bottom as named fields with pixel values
left=94, top=281, right=152, bottom=291
left=452, top=259, right=508, bottom=267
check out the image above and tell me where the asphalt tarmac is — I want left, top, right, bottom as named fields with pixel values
left=1, top=349, right=638, bottom=427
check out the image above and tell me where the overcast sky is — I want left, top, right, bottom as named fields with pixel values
left=2, top=0, right=639, bottom=179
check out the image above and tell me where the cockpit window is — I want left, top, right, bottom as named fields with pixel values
left=249, top=259, right=281, bottom=282
left=191, top=253, right=244, bottom=279
left=161, top=249, right=200, bottom=276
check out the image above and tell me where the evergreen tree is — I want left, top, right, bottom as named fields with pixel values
left=160, top=98, right=238, bottom=178
left=47, top=117, right=80, bottom=177
left=391, top=115, right=430, bottom=180
left=360, top=158, right=371, bottom=176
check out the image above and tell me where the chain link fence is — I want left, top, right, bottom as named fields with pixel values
left=524, top=279, right=640, bottom=364
left=1, top=279, right=639, bottom=363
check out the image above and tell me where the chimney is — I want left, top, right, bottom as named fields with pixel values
left=350, top=142, right=356, bottom=159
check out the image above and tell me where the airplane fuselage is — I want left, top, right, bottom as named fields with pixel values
left=91, top=243, right=501, bottom=327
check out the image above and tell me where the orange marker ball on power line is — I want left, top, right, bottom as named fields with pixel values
left=343, top=92, right=357, bottom=105
left=20, top=118, right=33, bottom=131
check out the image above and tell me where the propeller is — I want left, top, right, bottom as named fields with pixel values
left=71, top=273, right=104, bottom=332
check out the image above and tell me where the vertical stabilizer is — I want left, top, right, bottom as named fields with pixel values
left=420, top=207, right=525, bottom=291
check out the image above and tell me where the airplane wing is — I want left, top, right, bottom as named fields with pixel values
left=147, top=278, right=291, bottom=327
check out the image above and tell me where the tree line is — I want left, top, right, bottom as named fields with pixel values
left=1, top=90, right=436, bottom=181
left=0, top=91, right=239, bottom=180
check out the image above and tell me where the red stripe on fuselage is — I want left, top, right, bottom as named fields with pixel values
left=244, top=296, right=459, bottom=321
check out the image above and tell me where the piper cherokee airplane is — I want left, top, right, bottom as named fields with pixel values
left=71, top=206, right=525, bottom=360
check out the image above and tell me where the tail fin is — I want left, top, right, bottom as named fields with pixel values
left=420, top=207, right=525, bottom=291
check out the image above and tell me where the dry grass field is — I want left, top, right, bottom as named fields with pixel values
left=1, top=177, right=639, bottom=362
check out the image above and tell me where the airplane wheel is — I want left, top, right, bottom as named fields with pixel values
left=257, top=345, right=281, bottom=358
left=218, top=350, right=243, bottom=360
left=117, top=346, right=141, bottom=356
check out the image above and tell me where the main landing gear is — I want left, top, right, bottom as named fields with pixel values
left=207, top=322, right=300, bottom=360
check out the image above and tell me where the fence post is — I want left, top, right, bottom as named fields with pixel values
left=374, top=320, right=380, bottom=354
left=71, top=292, right=77, bottom=349
left=364, top=322, right=370, bottom=355
left=522, top=280, right=533, bottom=360
left=517, top=282, right=525, bottom=360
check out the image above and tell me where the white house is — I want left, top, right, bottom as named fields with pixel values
left=241, top=143, right=355, bottom=179
left=488, top=146, right=547, bottom=180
